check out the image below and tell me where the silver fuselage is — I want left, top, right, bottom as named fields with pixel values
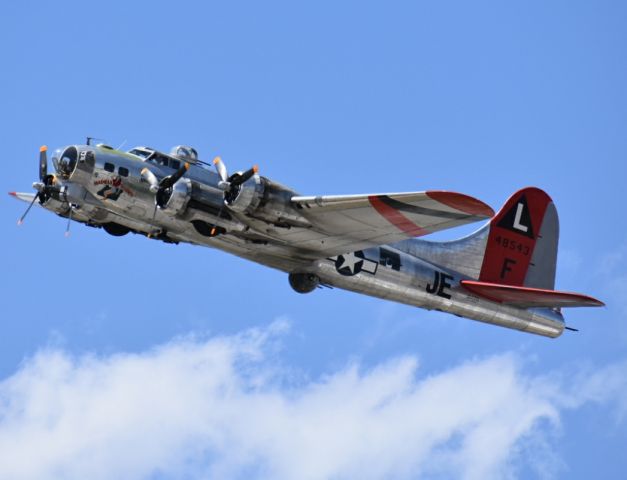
left=30, top=144, right=565, bottom=338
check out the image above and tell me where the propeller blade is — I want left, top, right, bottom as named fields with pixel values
left=147, top=202, right=159, bottom=238
left=213, top=156, right=228, bottom=183
left=230, top=165, right=259, bottom=187
left=140, top=167, right=159, bottom=192
left=17, top=194, right=39, bottom=226
left=65, top=205, right=73, bottom=237
left=39, top=146, right=47, bottom=181
left=160, top=162, right=190, bottom=189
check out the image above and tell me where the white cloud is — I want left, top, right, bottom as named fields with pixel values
left=0, top=320, right=626, bottom=480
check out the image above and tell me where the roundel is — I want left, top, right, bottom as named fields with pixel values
left=335, top=251, right=365, bottom=276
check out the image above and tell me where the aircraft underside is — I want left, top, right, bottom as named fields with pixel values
left=11, top=142, right=603, bottom=338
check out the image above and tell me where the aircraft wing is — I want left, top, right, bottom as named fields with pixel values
left=287, top=190, right=494, bottom=257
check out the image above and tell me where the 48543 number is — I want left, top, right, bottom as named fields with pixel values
left=494, top=236, right=530, bottom=256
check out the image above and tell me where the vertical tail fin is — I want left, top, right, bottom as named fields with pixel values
left=479, top=187, right=558, bottom=289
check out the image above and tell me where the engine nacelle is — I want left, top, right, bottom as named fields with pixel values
left=288, top=272, right=320, bottom=294
left=158, top=178, right=192, bottom=216
left=226, top=174, right=264, bottom=214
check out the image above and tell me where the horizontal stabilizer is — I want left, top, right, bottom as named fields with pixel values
left=461, top=280, right=604, bottom=309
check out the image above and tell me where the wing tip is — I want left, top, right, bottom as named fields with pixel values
left=426, top=191, right=495, bottom=217
left=8, top=191, right=17, bottom=197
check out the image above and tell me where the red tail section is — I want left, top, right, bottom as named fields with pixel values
left=414, top=186, right=604, bottom=310
left=479, top=187, right=554, bottom=287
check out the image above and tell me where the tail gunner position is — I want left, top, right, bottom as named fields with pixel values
left=10, top=141, right=604, bottom=337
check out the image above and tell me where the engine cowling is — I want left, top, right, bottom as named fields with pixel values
left=157, top=178, right=192, bottom=216
left=225, top=174, right=264, bottom=214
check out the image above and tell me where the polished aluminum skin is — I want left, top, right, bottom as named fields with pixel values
left=12, top=143, right=583, bottom=338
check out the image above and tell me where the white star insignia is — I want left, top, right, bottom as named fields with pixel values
left=337, top=252, right=363, bottom=274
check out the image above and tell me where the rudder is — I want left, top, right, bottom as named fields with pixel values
left=479, top=187, right=558, bottom=289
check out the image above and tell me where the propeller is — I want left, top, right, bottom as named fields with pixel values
left=141, top=162, right=190, bottom=194
left=213, top=156, right=229, bottom=187
left=17, top=146, right=57, bottom=225
left=208, top=157, right=259, bottom=236
left=141, top=162, right=190, bottom=235
left=17, top=193, right=39, bottom=226
left=140, top=167, right=159, bottom=193
left=160, top=161, right=190, bottom=189
left=212, top=157, right=258, bottom=191
left=39, top=145, right=48, bottom=181
left=65, top=204, right=74, bottom=237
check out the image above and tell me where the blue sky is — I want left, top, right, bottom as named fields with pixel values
left=1, top=1, right=627, bottom=478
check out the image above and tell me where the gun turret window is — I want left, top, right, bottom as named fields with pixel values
left=57, top=146, right=79, bottom=178
left=118, top=167, right=129, bottom=177
left=104, top=162, right=115, bottom=173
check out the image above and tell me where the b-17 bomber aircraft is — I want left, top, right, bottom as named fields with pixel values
left=11, top=141, right=604, bottom=338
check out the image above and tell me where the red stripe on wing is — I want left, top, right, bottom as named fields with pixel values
left=368, top=195, right=427, bottom=236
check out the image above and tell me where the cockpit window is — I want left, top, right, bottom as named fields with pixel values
left=146, top=152, right=180, bottom=169
left=128, top=148, right=153, bottom=159
left=154, top=154, right=169, bottom=167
